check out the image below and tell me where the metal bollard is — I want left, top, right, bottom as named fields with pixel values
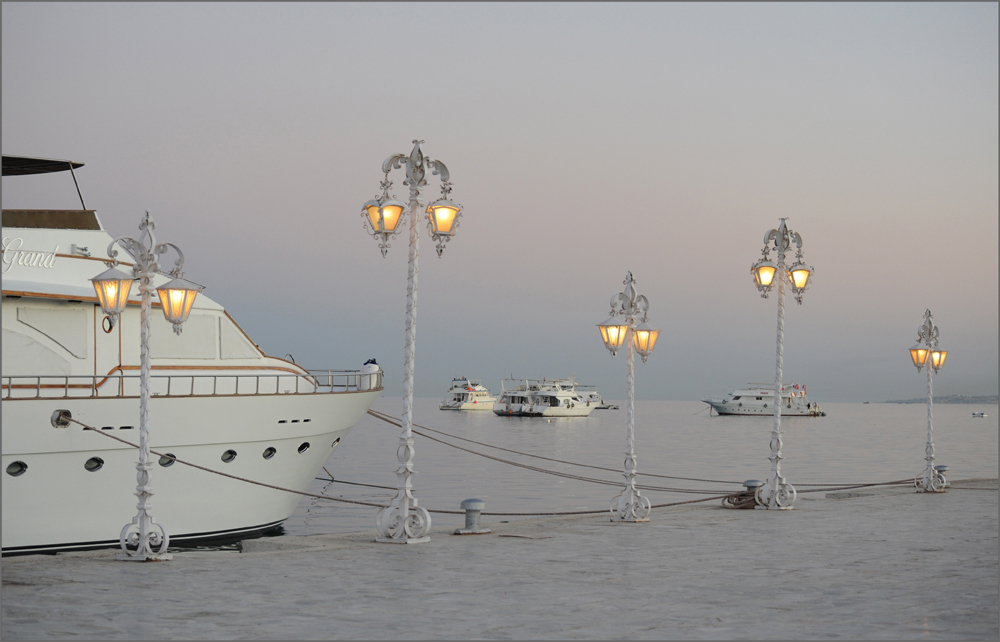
left=743, top=479, right=763, bottom=493
left=454, top=498, right=491, bottom=535
left=934, top=465, right=949, bottom=488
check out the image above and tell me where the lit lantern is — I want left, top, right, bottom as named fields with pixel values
left=598, top=316, right=631, bottom=356
left=156, top=277, right=203, bottom=334
left=363, top=198, right=406, bottom=235
left=91, top=267, right=135, bottom=328
left=930, top=349, right=948, bottom=372
left=787, top=261, right=813, bottom=293
left=426, top=198, right=463, bottom=258
left=909, top=344, right=930, bottom=371
left=632, top=322, right=660, bottom=363
left=426, top=198, right=461, bottom=236
left=751, top=259, right=778, bottom=295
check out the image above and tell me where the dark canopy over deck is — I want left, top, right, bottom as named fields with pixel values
left=2, top=156, right=84, bottom=176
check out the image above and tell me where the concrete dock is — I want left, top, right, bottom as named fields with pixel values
left=2, top=479, right=997, bottom=640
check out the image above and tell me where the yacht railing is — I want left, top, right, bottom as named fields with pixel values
left=1, top=369, right=382, bottom=400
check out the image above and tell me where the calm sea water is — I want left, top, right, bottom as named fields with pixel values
left=282, top=397, right=999, bottom=536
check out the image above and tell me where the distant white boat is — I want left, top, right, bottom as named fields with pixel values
left=702, top=383, right=825, bottom=416
left=439, top=377, right=496, bottom=411
left=493, top=377, right=596, bottom=418
left=972, top=412, right=988, bottom=418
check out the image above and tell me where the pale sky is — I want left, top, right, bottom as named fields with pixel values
left=3, top=3, right=997, bottom=402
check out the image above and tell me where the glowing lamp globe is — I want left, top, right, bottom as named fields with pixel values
left=909, top=344, right=930, bottom=370
left=426, top=198, right=462, bottom=236
left=787, top=261, right=813, bottom=292
left=930, top=349, right=948, bottom=372
left=598, top=317, right=630, bottom=356
left=91, top=267, right=135, bottom=327
left=156, top=277, right=203, bottom=334
left=751, top=259, right=778, bottom=294
left=632, top=322, right=660, bottom=363
left=363, top=198, right=406, bottom=235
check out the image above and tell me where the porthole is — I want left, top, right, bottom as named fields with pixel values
left=331, top=437, right=341, bottom=448
left=159, top=453, right=176, bottom=467
left=84, top=457, right=104, bottom=472
left=262, top=447, right=276, bottom=460
left=102, top=316, right=114, bottom=333
left=6, top=461, right=28, bottom=477
left=763, top=404, right=768, bottom=408
left=297, top=442, right=310, bottom=454
left=221, top=449, right=237, bottom=463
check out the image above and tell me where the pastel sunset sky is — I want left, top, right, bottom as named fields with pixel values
left=3, top=3, right=997, bottom=402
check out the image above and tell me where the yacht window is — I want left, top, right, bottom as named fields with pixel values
left=151, top=313, right=216, bottom=359
left=16, top=307, right=88, bottom=359
left=221, top=449, right=237, bottom=463
left=1, top=328, right=71, bottom=375
left=732, top=396, right=741, bottom=400
left=756, top=397, right=762, bottom=401
left=84, top=457, right=104, bottom=472
left=158, top=454, right=176, bottom=467
left=2, top=209, right=100, bottom=230
left=220, top=316, right=260, bottom=359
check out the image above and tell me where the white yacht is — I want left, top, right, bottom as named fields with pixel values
left=2, top=155, right=383, bottom=555
left=702, top=383, right=825, bottom=416
left=493, top=377, right=597, bottom=418
left=439, top=377, right=496, bottom=411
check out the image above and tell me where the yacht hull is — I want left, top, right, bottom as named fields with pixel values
left=1, top=389, right=379, bottom=554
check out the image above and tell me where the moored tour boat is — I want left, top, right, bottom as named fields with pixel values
left=702, top=382, right=825, bottom=416
left=2, top=155, right=383, bottom=555
left=493, top=377, right=597, bottom=418
left=439, top=377, right=496, bottom=410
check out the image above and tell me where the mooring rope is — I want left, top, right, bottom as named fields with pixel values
left=369, top=409, right=746, bottom=485
left=368, top=410, right=733, bottom=494
left=59, top=414, right=740, bottom=516
left=367, top=410, right=913, bottom=491
left=62, top=412, right=920, bottom=518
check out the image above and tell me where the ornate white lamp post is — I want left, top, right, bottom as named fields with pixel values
left=909, top=309, right=948, bottom=493
left=597, top=272, right=659, bottom=522
left=91, top=211, right=202, bottom=561
left=749, top=218, right=813, bottom=510
left=362, top=140, right=463, bottom=544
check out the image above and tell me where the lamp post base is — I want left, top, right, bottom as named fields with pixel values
left=754, top=505, right=794, bottom=511
left=116, top=553, right=173, bottom=561
left=375, top=536, right=430, bottom=544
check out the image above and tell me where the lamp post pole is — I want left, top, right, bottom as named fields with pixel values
left=750, top=218, right=813, bottom=510
left=92, top=211, right=202, bottom=561
left=910, top=309, right=948, bottom=492
left=597, top=272, right=659, bottom=522
left=363, top=140, right=463, bottom=544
